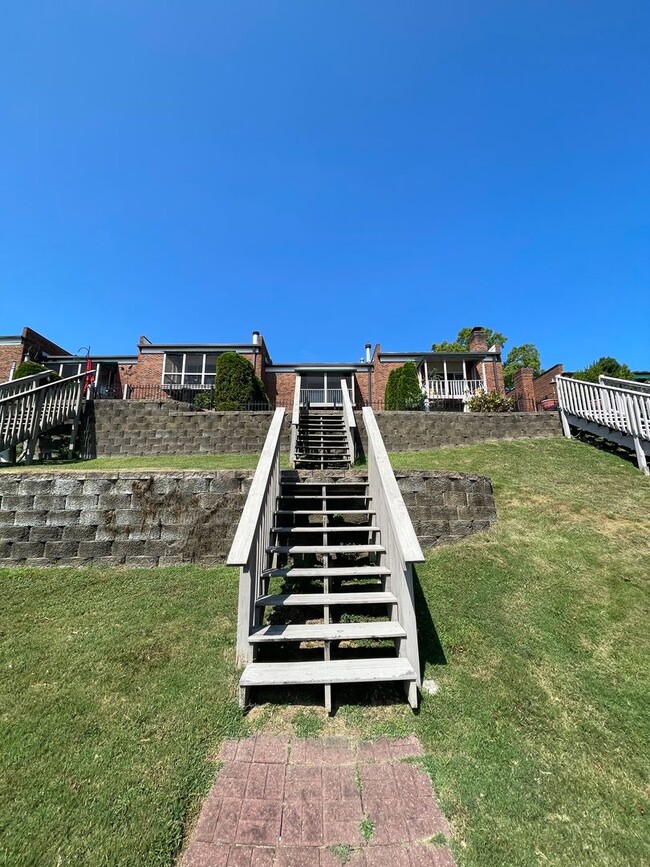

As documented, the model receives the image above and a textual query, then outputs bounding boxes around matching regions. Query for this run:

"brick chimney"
[468,327,488,353]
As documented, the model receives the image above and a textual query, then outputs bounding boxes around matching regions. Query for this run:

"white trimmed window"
[163,353,221,387]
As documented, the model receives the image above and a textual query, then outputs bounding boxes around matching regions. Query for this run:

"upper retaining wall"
[84,401,289,457]
[356,410,561,452]
[83,401,561,458]
[0,469,495,567]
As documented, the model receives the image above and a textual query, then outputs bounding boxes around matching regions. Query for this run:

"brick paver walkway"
[182,735,456,867]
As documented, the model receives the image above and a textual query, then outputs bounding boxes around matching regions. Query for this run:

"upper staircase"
[294,412,351,468]
[0,369,93,463]
[556,374,650,474]
[290,376,357,470]
[228,407,424,714]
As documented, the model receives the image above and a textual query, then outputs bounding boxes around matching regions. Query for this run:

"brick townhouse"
[1,325,518,410]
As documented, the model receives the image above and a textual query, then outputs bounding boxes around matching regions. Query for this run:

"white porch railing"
[227,408,286,663]
[556,375,650,474]
[340,379,356,464]
[300,388,343,406]
[362,407,423,708]
[599,375,650,396]
[0,369,93,462]
[426,379,484,399]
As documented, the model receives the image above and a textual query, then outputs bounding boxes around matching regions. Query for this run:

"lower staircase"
[228,408,423,714]
[294,411,351,469]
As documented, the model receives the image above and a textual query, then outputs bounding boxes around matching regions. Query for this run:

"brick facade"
[512,367,536,412]
[0,342,23,382]
[533,364,563,407]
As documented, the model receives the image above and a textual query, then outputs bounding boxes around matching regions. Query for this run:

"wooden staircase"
[0,370,93,464]
[229,408,423,714]
[294,411,351,469]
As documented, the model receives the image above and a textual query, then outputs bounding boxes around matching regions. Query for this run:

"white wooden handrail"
[289,375,301,466]
[227,408,285,566]
[0,370,52,398]
[362,407,423,699]
[227,407,285,665]
[599,375,650,395]
[340,379,356,464]
[362,407,424,563]
[556,375,650,473]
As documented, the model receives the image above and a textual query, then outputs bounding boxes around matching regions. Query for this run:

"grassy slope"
[0,438,648,866]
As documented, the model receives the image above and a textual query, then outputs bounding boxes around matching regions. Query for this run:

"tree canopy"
[502,344,542,389]
[573,357,634,383]
[432,326,507,352]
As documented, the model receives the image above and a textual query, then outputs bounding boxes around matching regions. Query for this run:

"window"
[163,352,222,387]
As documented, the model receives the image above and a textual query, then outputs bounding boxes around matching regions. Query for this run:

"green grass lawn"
[0,453,267,472]
[1,437,648,866]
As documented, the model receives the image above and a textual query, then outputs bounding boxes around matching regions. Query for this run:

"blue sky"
[1,1,648,369]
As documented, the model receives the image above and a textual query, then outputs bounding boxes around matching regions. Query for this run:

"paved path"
[182,735,456,867]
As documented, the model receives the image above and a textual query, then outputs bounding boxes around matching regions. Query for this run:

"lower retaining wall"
[0,469,496,567]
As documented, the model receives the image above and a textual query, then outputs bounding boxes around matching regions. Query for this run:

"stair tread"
[263,566,390,578]
[275,510,375,515]
[256,591,397,606]
[272,525,380,533]
[267,544,385,554]
[240,658,416,686]
[249,621,406,642]
[281,483,368,488]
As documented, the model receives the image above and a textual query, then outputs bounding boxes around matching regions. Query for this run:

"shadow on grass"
[413,565,447,673]
[572,428,641,469]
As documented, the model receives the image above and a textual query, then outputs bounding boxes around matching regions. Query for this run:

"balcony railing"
[426,379,484,399]
[300,388,344,406]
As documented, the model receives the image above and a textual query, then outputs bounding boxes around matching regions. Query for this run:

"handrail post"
[340,379,356,464]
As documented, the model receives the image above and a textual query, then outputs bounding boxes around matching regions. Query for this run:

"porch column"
[423,360,429,396]
[443,360,448,397]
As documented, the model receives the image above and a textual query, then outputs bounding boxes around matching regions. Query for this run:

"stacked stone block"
[0,469,496,567]
[85,401,291,456]
[354,410,561,453]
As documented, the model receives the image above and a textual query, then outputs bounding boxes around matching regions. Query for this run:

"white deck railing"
[0,369,93,462]
[0,370,52,399]
[599,375,650,396]
[362,407,423,707]
[227,408,286,663]
[300,388,343,406]
[426,378,484,399]
[340,379,356,464]
[556,375,650,474]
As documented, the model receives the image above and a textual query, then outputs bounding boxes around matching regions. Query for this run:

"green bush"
[192,391,214,410]
[573,356,634,383]
[12,361,53,380]
[384,362,424,410]
[467,390,515,413]
[213,353,268,410]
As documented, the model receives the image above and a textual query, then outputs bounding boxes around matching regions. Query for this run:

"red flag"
[84,358,94,395]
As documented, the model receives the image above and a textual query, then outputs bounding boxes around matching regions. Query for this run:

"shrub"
[192,391,214,410]
[12,361,52,380]
[384,362,424,410]
[467,390,515,413]
[213,352,268,410]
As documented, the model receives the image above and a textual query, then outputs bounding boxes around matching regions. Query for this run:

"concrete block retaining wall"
[0,469,496,567]
[83,402,289,457]
[357,410,562,453]
[84,401,560,458]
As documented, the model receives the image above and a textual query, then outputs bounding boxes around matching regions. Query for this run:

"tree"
[213,352,268,409]
[432,326,507,352]
[502,344,541,389]
[573,357,634,383]
[12,361,52,380]
[384,362,424,410]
